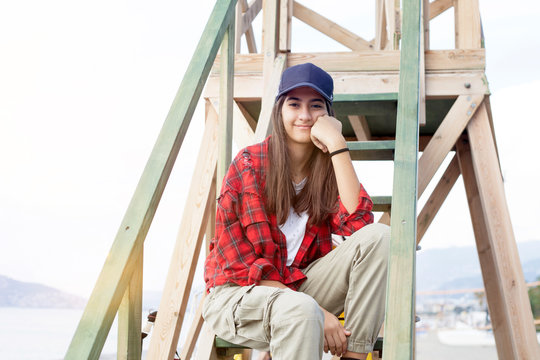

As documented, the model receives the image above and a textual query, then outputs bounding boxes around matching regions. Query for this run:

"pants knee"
[272,290,324,325]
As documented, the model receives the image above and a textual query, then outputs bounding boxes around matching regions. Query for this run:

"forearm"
[329,141,361,214]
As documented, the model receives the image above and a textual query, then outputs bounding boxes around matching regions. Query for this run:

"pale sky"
[1,0,539,298]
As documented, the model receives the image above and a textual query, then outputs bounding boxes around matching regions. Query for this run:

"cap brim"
[276,82,333,103]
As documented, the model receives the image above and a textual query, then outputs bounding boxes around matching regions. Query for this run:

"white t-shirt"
[279,178,309,266]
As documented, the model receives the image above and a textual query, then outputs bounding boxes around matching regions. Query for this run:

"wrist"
[327,139,347,154]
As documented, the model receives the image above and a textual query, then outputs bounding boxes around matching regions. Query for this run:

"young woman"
[203,63,390,360]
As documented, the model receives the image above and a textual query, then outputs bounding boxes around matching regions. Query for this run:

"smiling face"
[281,86,327,147]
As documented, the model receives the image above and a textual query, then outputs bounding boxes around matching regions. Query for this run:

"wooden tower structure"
[66,0,540,359]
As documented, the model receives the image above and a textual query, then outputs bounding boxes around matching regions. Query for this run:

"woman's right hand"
[321,307,351,356]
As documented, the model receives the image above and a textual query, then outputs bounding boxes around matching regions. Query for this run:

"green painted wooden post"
[117,251,143,360]
[65,1,237,359]
[383,0,422,359]
[218,17,235,194]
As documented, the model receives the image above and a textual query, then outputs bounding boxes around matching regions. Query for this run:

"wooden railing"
[64,1,237,359]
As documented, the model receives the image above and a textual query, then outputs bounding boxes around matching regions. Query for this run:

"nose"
[298,104,312,122]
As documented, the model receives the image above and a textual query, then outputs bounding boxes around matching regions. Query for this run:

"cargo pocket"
[232,285,277,343]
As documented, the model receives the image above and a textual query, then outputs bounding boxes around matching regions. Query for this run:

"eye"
[311,103,323,109]
[287,102,299,108]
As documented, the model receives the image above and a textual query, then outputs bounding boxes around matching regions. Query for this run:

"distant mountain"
[0,275,86,308]
[417,240,540,292]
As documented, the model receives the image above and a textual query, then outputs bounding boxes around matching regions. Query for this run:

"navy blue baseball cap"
[276,63,334,103]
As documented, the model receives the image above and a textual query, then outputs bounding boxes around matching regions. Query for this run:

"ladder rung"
[371,196,392,212]
[347,140,395,160]
[334,93,398,102]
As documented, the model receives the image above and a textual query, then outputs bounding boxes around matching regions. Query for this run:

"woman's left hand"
[310,114,346,153]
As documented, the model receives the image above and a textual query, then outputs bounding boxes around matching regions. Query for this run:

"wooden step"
[347,140,395,160]
[371,196,392,212]
[215,336,384,357]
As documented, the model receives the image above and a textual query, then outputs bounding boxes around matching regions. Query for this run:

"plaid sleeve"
[329,184,374,235]
[210,155,283,286]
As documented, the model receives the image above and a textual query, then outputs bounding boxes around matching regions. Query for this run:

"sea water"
[0,305,198,360]
[0,308,119,360]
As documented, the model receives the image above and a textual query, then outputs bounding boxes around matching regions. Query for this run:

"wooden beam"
[209,99,255,162]
[418,94,483,197]
[195,323,219,360]
[235,101,257,130]
[378,212,391,225]
[240,0,262,35]
[423,0,430,49]
[466,104,540,359]
[383,0,422,357]
[218,19,235,191]
[429,0,452,20]
[416,154,460,243]
[117,250,143,360]
[419,0,427,126]
[454,0,481,49]
[254,53,287,141]
[279,0,293,52]
[262,0,279,90]
[240,0,259,53]
[455,136,514,358]
[65,2,236,358]
[146,112,219,359]
[293,1,373,51]
[384,0,399,50]
[348,115,371,141]
[179,295,206,360]
[232,101,255,148]
[205,70,488,99]
[211,49,486,73]
[235,2,242,53]
[375,0,388,50]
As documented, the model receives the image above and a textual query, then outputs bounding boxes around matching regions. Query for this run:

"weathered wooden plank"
[240,0,262,35]
[378,212,391,225]
[429,0,452,20]
[348,115,371,141]
[205,70,488,98]
[211,98,255,149]
[218,20,235,192]
[65,1,237,358]
[196,323,220,360]
[466,104,540,359]
[418,94,483,197]
[419,0,427,125]
[384,0,399,50]
[372,196,392,212]
[455,136,514,358]
[117,251,143,360]
[179,295,206,360]
[335,93,398,102]
[279,0,293,52]
[375,0,388,50]
[454,0,481,49]
[146,111,219,359]
[416,155,460,243]
[347,140,395,161]
[211,49,485,74]
[293,1,372,51]
[383,0,422,358]
[254,53,287,141]
[240,0,258,53]
[262,0,278,90]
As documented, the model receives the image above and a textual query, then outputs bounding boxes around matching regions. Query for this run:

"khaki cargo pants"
[203,223,390,360]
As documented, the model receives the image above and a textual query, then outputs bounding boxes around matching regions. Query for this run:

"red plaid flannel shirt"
[204,137,374,292]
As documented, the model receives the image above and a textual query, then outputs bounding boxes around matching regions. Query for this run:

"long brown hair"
[265,96,339,225]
